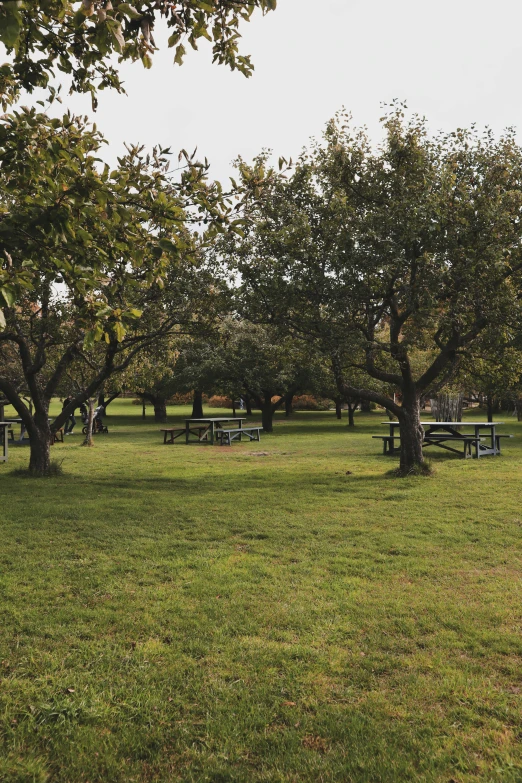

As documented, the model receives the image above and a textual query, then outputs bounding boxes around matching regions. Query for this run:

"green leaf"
[0,286,15,307]
[0,308,5,330]
[0,2,22,51]
[114,321,126,342]
[158,238,178,253]
[174,43,186,66]
[116,3,142,20]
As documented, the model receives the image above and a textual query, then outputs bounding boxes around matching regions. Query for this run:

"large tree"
[0,108,227,473]
[0,0,276,109]
[231,109,522,474]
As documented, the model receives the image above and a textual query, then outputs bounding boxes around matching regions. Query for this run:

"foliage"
[0,0,277,109]
[0,108,227,470]
[207,394,232,407]
[231,107,522,468]
[292,394,331,411]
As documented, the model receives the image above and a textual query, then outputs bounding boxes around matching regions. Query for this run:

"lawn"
[0,401,521,782]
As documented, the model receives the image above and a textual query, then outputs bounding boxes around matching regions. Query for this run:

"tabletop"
[381,421,504,427]
[185,418,246,423]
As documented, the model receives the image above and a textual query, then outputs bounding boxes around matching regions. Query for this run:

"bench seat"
[495,433,514,454]
[373,433,481,458]
[216,427,262,446]
[161,426,210,444]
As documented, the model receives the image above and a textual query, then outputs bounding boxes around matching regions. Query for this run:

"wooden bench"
[51,428,64,444]
[161,426,210,444]
[216,427,262,446]
[372,435,398,455]
[161,427,186,444]
[495,433,514,453]
[422,435,481,458]
[373,434,481,458]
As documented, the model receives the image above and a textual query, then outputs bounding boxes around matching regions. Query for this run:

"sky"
[23,0,522,185]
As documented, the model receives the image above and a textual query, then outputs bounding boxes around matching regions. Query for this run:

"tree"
[0,108,227,473]
[217,319,316,432]
[457,326,522,422]
[131,337,179,422]
[231,108,522,474]
[0,0,277,109]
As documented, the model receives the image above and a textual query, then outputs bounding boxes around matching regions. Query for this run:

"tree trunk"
[360,399,372,413]
[398,395,426,475]
[284,392,294,417]
[335,397,342,420]
[487,395,494,423]
[154,398,167,423]
[192,390,204,419]
[232,398,236,417]
[142,399,146,419]
[245,396,252,416]
[261,398,274,432]
[28,419,52,475]
[347,403,355,427]
[83,399,95,446]
[99,392,119,415]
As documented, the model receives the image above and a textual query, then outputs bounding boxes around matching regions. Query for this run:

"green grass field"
[1,400,521,782]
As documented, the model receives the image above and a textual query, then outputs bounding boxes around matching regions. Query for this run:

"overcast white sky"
[34,0,522,184]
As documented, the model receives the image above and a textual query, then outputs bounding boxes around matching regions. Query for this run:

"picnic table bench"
[161,426,209,444]
[215,427,261,446]
[372,433,481,458]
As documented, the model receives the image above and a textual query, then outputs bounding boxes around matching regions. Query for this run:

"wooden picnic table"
[2,418,26,442]
[184,417,246,445]
[380,421,507,458]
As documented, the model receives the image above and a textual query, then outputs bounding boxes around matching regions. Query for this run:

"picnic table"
[185,418,245,445]
[1,418,64,445]
[2,418,27,442]
[160,417,262,445]
[376,421,511,458]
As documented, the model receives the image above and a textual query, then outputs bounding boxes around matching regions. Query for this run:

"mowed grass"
[0,400,521,783]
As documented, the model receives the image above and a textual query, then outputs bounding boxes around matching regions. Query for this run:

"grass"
[0,400,521,782]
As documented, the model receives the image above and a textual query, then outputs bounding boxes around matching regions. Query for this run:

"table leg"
[491,426,497,454]
[1,426,7,462]
[211,422,215,445]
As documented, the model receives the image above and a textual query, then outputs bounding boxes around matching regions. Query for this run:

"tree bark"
[284,392,294,417]
[398,394,426,474]
[98,392,119,414]
[335,397,342,420]
[192,390,204,419]
[153,398,167,423]
[245,395,252,416]
[360,399,372,413]
[487,395,494,423]
[83,399,95,447]
[232,397,236,417]
[28,418,52,476]
[347,402,356,427]
[261,397,274,432]
[142,399,146,419]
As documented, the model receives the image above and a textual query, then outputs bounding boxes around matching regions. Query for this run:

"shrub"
[208,395,233,408]
[292,395,331,411]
